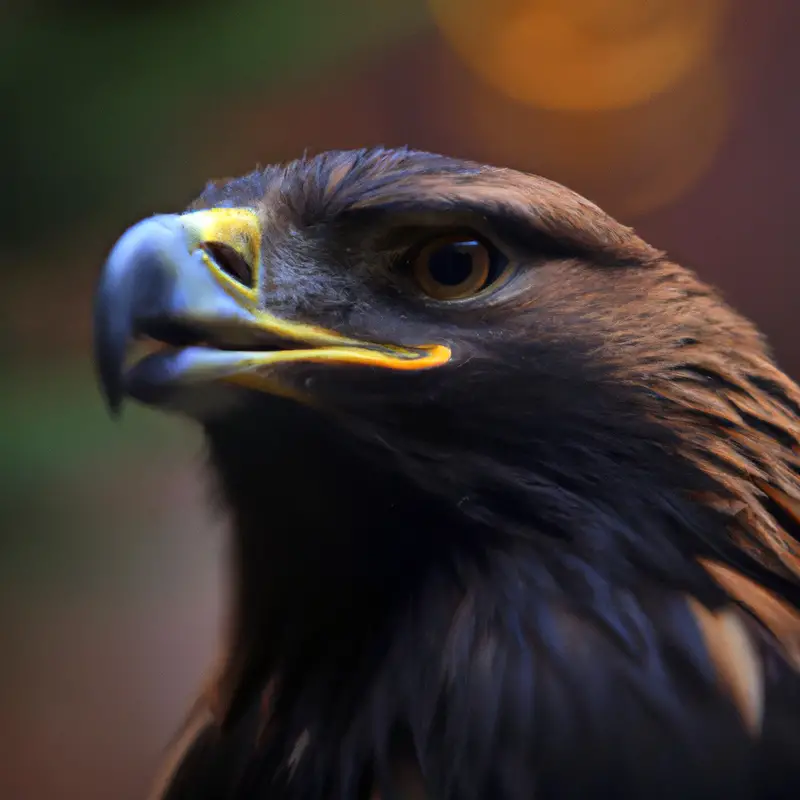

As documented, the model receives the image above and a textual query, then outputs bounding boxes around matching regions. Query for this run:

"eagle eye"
[410,234,508,301]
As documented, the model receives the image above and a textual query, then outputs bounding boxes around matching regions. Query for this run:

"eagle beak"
[93,209,451,415]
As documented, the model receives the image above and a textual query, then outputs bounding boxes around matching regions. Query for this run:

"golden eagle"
[94,148,800,800]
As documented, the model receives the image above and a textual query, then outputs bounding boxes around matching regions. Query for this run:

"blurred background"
[1,0,798,797]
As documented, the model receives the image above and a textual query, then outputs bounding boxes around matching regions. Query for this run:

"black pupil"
[428,241,479,286]
[202,241,253,288]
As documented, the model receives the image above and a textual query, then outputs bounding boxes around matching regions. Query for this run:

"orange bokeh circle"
[429,0,730,111]
[424,42,732,219]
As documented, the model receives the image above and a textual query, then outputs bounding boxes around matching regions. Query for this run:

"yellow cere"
[180,207,263,310]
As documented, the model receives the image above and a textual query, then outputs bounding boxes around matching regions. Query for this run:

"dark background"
[1,1,798,797]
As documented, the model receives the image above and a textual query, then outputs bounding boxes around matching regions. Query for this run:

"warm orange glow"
[429,0,730,111]
[432,45,732,218]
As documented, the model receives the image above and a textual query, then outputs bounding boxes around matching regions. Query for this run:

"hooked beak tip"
[93,332,126,417]
[93,214,190,417]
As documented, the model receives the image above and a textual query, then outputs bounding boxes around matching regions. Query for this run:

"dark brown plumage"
[93,148,800,800]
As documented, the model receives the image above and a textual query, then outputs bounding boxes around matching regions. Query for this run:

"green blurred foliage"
[0,358,197,585]
[2,0,429,255]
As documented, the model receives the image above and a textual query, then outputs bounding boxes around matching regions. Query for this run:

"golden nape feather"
[93,147,800,799]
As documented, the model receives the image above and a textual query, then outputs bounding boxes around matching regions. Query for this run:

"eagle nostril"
[201,241,254,288]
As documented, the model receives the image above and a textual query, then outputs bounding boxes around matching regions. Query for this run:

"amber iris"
[412,236,505,300]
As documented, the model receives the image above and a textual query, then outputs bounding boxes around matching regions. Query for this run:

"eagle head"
[93,148,800,797]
